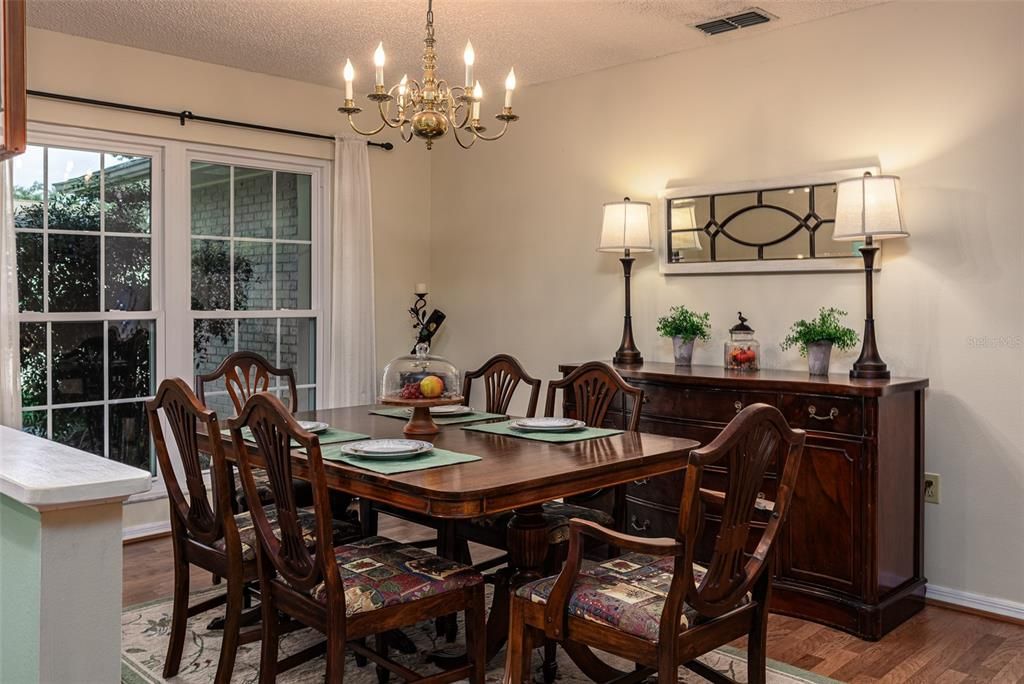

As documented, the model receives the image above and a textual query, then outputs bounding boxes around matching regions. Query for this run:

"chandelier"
[338,0,519,150]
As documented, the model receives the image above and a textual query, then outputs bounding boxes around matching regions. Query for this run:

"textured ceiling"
[29,1,884,91]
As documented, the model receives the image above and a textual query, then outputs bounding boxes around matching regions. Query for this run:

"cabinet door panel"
[778,440,861,593]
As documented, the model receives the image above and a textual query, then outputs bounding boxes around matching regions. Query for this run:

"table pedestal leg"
[485,504,548,662]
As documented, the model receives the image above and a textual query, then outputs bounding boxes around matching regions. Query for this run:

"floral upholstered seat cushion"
[470,501,615,544]
[516,553,748,642]
[211,505,362,563]
[311,536,483,616]
[233,469,276,507]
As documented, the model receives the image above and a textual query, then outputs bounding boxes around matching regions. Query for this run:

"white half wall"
[429,1,1024,608]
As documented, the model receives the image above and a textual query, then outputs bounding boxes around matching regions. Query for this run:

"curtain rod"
[27,90,395,150]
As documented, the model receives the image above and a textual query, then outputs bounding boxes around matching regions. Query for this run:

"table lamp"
[833,172,909,379]
[598,197,653,365]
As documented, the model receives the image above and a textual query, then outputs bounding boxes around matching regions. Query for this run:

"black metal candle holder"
[409,292,446,353]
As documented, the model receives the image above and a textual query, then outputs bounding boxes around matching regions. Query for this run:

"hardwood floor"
[123,516,1024,683]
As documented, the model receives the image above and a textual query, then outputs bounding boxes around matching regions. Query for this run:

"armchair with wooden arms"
[505,403,805,684]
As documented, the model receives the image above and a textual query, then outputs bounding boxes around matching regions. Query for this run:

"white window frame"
[16,125,166,489]
[173,145,330,417]
[21,124,333,502]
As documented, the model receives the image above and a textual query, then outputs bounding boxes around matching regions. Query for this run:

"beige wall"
[25,28,431,531]
[430,1,1024,606]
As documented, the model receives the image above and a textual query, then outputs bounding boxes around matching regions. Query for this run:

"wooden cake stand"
[379,396,465,436]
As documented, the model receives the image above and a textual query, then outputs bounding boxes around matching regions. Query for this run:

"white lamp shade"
[598,200,654,253]
[833,174,909,241]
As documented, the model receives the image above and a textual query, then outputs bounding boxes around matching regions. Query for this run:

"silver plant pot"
[807,340,834,376]
[672,337,696,366]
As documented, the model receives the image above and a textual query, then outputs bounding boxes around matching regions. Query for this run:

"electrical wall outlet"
[924,472,941,504]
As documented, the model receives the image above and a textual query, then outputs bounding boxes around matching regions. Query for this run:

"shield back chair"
[197,350,356,528]
[228,392,487,684]
[505,403,806,684]
[145,378,263,684]
[148,378,363,684]
[196,350,302,510]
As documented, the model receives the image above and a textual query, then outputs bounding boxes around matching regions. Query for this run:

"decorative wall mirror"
[0,0,26,161]
[658,166,879,274]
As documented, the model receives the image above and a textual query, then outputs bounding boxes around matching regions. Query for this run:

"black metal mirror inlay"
[666,182,860,264]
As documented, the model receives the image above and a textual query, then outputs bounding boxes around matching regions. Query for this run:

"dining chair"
[195,350,342,519]
[146,377,257,684]
[228,392,487,684]
[462,353,543,417]
[148,378,363,684]
[505,403,806,684]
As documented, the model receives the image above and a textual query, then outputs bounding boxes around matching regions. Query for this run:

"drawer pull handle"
[632,479,649,486]
[734,401,743,414]
[808,405,839,421]
[629,516,651,532]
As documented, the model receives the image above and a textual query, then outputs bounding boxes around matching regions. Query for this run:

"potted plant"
[657,306,711,366]
[781,307,859,376]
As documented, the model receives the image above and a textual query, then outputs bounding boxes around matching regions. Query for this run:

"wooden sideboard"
[559,362,928,640]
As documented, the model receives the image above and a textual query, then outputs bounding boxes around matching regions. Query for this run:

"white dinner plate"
[509,417,586,432]
[298,421,329,433]
[339,439,434,461]
[402,405,474,417]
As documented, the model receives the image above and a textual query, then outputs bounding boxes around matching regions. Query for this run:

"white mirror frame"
[658,165,880,275]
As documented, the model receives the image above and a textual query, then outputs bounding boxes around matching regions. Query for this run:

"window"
[13,127,328,483]
[189,160,318,420]
[14,143,158,471]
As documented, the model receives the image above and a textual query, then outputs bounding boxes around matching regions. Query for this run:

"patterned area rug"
[121,589,840,683]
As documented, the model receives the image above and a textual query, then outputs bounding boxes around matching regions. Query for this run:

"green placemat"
[369,406,507,425]
[462,420,624,443]
[317,445,481,474]
[222,426,369,446]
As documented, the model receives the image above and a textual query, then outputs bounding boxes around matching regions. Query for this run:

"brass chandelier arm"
[345,113,388,137]
[467,118,511,142]
[450,123,478,150]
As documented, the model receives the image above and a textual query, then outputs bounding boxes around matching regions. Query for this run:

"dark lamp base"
[613,350,644,366]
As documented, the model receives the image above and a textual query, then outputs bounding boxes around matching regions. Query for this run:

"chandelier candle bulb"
[374,42,385,87]
[464,41,475,87]
[472,81,482,120]
[504,68,516,108]
[343,59,354,101]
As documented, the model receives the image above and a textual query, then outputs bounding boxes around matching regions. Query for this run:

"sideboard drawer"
[624,499,678,539]
[633,382,777,425]
[779,394,863,435]
[626,469,685,506]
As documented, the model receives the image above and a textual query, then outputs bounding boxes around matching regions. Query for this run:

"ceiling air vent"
[694,8,773,36]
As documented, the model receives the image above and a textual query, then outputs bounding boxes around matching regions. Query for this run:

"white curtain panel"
[0,159,21,428]
[329,138,377,407]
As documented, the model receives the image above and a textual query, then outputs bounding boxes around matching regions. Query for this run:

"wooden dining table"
[201,404,700,663]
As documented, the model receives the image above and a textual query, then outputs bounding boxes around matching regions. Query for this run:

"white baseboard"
[122,520,171,542]
[927,584,1024,622]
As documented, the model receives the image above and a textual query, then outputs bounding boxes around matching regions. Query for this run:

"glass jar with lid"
[724,312,760,371]
[380,343,463,435]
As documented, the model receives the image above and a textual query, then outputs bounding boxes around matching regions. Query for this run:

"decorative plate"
[298,421,329,433]
[339,439,434,461]
[509,417,586,432]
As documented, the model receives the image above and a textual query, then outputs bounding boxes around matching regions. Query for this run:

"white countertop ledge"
[0,426,152,510]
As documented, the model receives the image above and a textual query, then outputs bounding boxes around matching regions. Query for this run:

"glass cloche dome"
[380,344,462,402]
